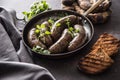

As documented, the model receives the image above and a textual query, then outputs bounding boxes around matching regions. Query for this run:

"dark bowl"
[22,10,94,59]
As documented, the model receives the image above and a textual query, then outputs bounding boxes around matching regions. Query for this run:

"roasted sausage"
[49,29,73,54]
[51,15,77,42]
[77,0,111,12]
[93,0,111,12]
[87,10,111,24]
[73,2,85,14]
[62,5,75,11]
[78,0,92,10]
[39,21,53,47]
[28,28,47,49]
[68,24,86,51]
[40,21,50,32]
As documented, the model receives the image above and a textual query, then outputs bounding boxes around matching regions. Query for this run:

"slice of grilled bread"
[92,33,120,56]
[78,47,114,74]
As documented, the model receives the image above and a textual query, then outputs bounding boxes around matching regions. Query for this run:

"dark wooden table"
[1,0,120,80]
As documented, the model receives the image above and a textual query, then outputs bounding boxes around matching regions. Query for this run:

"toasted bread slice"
[78,47,114,74]
[92,33,120,56]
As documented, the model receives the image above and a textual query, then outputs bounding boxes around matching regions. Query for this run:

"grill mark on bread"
[79,49,114,69]
[79,65,103,74]
[82,56,113,65]
[78,45,114,74]
[92,33,120,56]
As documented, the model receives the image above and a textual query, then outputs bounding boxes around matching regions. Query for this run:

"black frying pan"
[22,0,104,59]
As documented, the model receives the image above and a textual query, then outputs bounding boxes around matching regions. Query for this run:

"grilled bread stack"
[78,33,120,74]
[61,0,112,24]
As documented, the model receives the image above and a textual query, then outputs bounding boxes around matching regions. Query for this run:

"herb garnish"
[48,18,54,25]
[65,18,81,37]
[56,23,61,27]
[35,29,40,34]
[32,45,50,55]
[45,31,51,35]
[23,0,50,21]
[35,24,51,38]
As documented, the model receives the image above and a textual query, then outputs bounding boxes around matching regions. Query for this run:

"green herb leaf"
[56,23,61,27]
[22,11,28,15]
[75,29,80,33]
[69,27,74,32]
[32,45,51,55]
[35,29,40,34]
[66,18,70,28]
[22,0,50,21]
[48,18,54,24]
[36,25,41,29]
[40,24,45,28]
[45,31,51,35]
[68,30,74,38]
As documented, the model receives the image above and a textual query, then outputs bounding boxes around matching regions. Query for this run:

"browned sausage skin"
[39,21,53,47]
[78,0,92,10]
[51,15,77,42]
[28,28,47,49]
[68,24,86,51]
[49,29,73,54]
[40,21,50,31]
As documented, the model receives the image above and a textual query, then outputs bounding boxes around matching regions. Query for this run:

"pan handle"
[83,0,105,16]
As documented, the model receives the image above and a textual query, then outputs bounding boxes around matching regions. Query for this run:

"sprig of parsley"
[23,0,51,21]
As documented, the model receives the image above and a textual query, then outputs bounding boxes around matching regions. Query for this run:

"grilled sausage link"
[49,29,73,54]
[28,28,47,49]
[87,10,111,24]
[78,0,92,11]
[39,21,53,47]
[77,0,111,12]
[68,24,86,51]
[51,15,77,42]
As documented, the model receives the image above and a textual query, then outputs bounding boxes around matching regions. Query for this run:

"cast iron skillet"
[22,10,94,59]
[23,0,104,59]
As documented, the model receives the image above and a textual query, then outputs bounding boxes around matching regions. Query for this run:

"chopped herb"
[69,27,74,32]
[48,18,54,24]
[68,30,74,38]
[66,18,70,28]
[75,29,80,33]
[32,45,50,55]
[36,25,41,29]
[56,23,61,27]
[35,29,40,34]
[40,24,45,28]
[45,31,51,35]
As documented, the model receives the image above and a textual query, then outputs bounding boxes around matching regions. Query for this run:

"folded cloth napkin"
[0,7,55,80]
